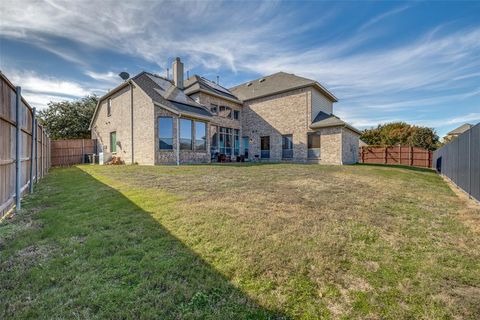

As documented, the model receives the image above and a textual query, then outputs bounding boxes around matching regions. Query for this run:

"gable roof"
[310,111,361,135]
[89,72,212,129]
[184,75,242,103]
[447,123,473,136]
[229,72,338,102]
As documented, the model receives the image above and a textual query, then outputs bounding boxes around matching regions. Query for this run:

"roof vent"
[246,82,252,86]
[259,78,265,82]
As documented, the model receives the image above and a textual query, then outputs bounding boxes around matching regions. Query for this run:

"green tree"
[361,122,439,150]
[38,95,98,139]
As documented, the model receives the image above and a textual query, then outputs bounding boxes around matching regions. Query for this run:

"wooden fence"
[51,139,97,166]
[359,146,432,168]
[1,72,50,217]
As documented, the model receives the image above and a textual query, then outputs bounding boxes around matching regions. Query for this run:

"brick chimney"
[172,57,184,89]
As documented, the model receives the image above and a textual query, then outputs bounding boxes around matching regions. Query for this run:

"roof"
[132,72,212,118]
[229,72,338,102]
[184,75,241,103]
[310,111,361,135]
[447,123,473,136]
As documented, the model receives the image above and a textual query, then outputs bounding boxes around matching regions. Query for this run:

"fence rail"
[359,146,432,168]
[433,123,480,202]
[51,139,97,166]
[1,72,50,218]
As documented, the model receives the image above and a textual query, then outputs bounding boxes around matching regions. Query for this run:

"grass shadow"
[0,167,287,319]
[355,163,435,173]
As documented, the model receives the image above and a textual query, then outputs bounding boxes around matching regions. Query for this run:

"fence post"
[15,86,22,210]
[35,119,38,183]
[410,146,413,166]
[29,107,36,193]
[384,147,387,164]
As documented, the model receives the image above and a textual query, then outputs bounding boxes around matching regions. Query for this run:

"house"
[89,58,360,165]
[443,123,473,142]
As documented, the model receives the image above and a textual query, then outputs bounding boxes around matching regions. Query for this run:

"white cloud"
[85,71,119,83]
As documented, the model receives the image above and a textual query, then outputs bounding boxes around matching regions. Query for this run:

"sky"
[1,0,479,137]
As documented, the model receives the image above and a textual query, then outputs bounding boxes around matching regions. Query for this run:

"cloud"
[358,5,411,31]
[85,71,119,83]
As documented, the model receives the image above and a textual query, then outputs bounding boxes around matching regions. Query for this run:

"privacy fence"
[359,146,432,168]
[51,139,97,166]
[1,72,51,217]
[433,123,480,202]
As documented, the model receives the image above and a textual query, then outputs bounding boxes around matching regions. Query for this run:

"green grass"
[1,163,479,319]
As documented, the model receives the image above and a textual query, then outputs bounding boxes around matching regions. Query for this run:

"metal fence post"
[15,86,22,210]
[29,107,36,193]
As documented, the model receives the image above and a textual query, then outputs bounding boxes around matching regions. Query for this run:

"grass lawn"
[1,163,479,319]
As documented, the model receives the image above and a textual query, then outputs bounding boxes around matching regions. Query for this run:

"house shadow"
[13,167,288,319]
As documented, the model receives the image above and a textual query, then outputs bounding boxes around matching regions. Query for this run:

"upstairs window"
[219,106,232,119]
[107,98,112,116]
[233,110,240,120]
[158,117,173,150]
[210,104,218,114]
[180,119,193,150]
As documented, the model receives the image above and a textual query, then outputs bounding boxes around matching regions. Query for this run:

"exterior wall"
[310,88,333,121]
[241,88,311,161]
[317,127,342,164]
[91,86,134,164]
[154,105,211,165]
[341,128,360,164]
[132,85,156,165]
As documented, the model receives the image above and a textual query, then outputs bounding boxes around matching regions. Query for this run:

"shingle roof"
[229,72,337,102]
[310,111,361,134]
[184,75,241,103]
[132,72,212,119]
[447,123,473,135]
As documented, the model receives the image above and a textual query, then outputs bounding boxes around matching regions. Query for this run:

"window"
[260,136,270,159]
[234,129,240,156]
[158,117,173,150]
[308,132,321,158]
[195,121,207,151]
[282,134,293,159]
[242,137,249,158]
[234,110,240,120]
[219,106,232,118]
[107,98,112,116]
[180,119,193,150]
[211,125,218,155]
[219,127,232,155]
[210,104,218,114]
[110,131,117,153]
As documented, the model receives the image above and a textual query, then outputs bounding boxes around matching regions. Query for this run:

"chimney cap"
[175,57,181,61]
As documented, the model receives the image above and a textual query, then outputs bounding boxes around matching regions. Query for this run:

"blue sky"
[1,0,479,137]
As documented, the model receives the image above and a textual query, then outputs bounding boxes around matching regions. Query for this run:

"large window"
[195,121,207,151]
[180,119,193,150]
[260,136,270,159]
[282,134,293,159]
[110,131,117,153]
[158,117,173,150]
[219,127,232,155]
[211,125,218,154]
[308,132,321,158]
[234,129,240,156]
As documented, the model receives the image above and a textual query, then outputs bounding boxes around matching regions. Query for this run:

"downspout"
[130,81,134,164]
[176,115,181,165]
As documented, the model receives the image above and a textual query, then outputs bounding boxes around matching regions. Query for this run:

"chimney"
[172,57,184,89]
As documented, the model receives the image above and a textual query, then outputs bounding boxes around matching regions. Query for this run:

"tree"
[38,95,98,139]
[361,122,440,150]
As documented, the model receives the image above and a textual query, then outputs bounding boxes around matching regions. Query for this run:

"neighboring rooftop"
[229,72,338,102]
[446,123,473,136]
[184,75,241,103]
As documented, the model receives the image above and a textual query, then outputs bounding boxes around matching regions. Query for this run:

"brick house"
[90,58,360,165]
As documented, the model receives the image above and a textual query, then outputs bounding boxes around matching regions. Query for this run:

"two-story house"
[89,58,360,165]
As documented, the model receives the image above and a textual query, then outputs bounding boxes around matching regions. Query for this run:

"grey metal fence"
[433,123,480,202]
